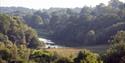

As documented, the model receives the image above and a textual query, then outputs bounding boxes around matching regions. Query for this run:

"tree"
[104,31,125,63]
[0,14,44,49]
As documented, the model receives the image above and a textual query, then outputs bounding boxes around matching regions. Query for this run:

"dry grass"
[45,45,108,58]
[46,48,83,58]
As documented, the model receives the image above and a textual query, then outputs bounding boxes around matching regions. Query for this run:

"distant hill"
[0,7,36,16]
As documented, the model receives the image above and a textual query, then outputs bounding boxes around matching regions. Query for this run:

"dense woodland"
[0,0,125,63]
[1,0,125,47]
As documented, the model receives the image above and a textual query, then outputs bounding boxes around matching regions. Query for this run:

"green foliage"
[74,50,103,63]
[30,50,56,63]
[0,14,44,48]
[0,33,8,42]
[104,31,125,63]
[0,14,10,34]
[0,42,31,63]
[54,57,72,63]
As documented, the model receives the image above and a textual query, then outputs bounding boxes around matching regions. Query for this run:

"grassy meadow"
[45,45,108,58]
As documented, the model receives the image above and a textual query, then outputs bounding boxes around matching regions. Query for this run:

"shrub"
[74,50,103,63]
[30,50,55,63]
[54,57,72,63]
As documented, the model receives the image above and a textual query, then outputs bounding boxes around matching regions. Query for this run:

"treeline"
[1,0,125,46]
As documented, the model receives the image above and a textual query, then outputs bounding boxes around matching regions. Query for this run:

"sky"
[0,0,125,9]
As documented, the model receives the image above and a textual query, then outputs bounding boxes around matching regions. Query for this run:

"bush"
[30,50,55,63]
[74,50,103,63]
[54,57,72,63]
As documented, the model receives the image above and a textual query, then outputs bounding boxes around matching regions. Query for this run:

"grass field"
[45,45,109,58]
[46,48,83,58]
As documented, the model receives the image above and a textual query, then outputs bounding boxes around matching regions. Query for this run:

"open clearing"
[45,45,109,57]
